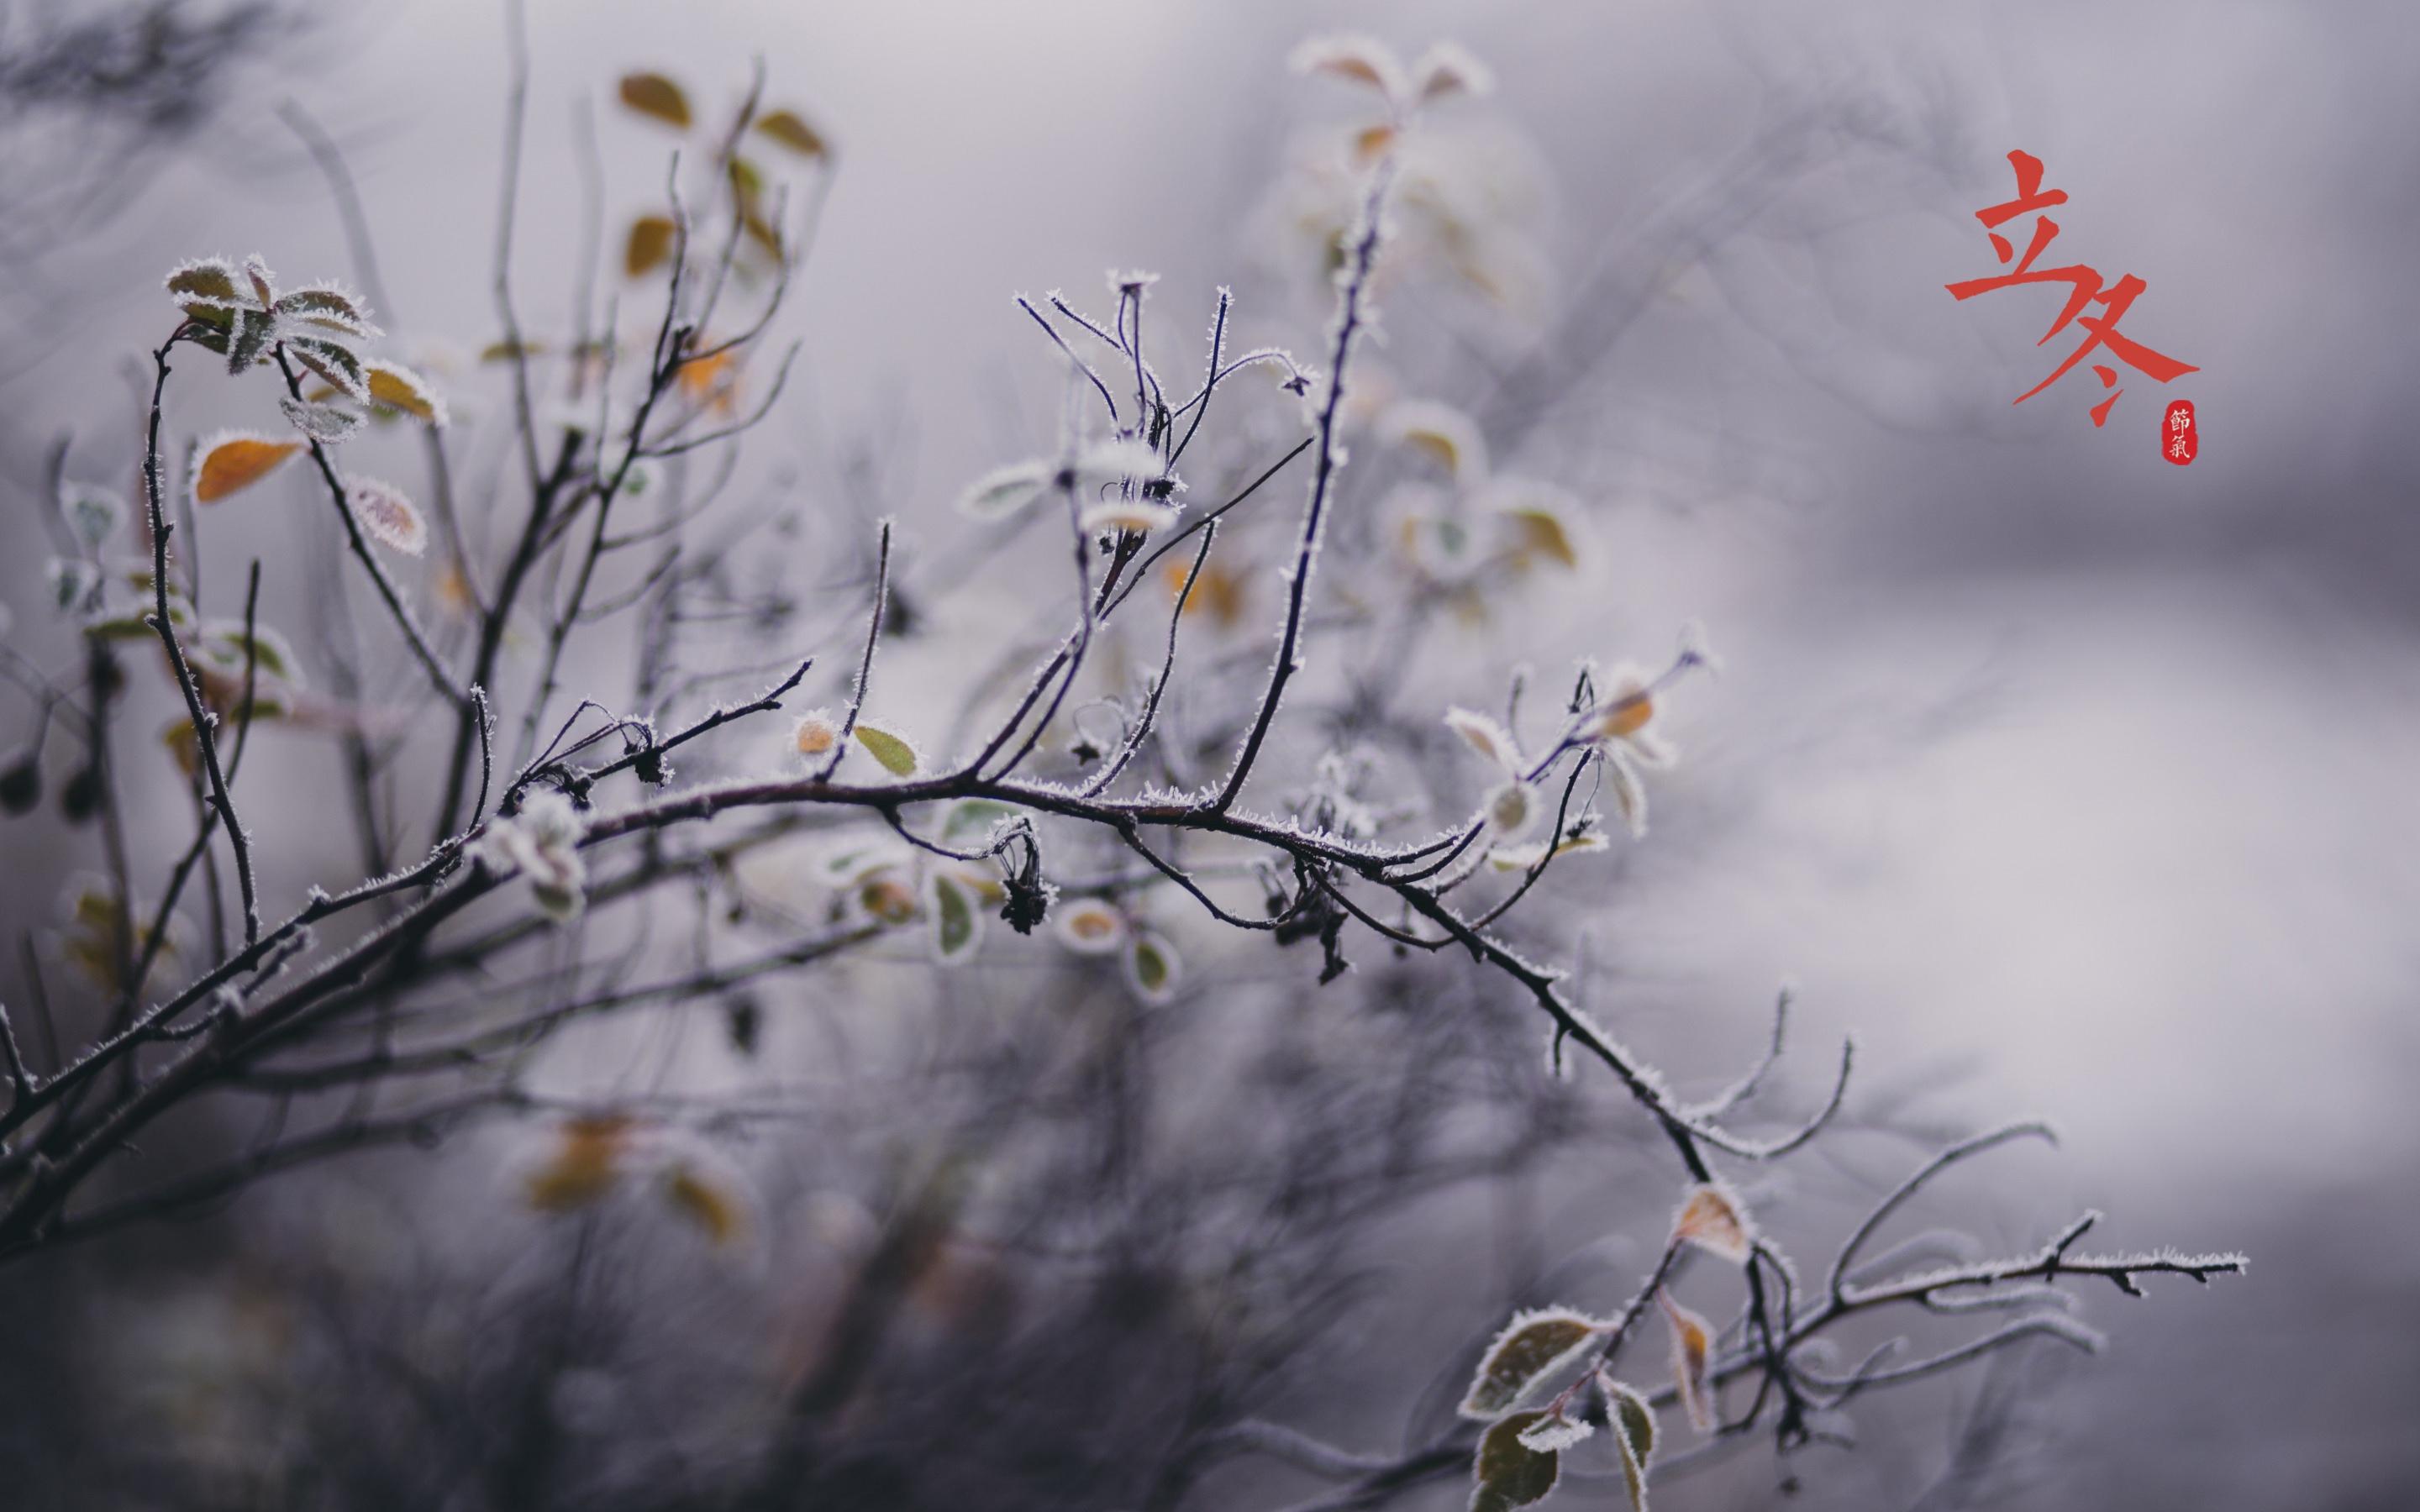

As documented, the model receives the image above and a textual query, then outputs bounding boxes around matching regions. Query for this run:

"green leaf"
[930,871,981,963]
[288,337,370,403]
[618,71,692,129]
[1470,1411,1560,1512]
[1460,1309,1600,1420]
[851,722,920,777]
[279,395,365,444]
[755,108,828,158]
[940,798,1021,843]
[198,622,300,682]
[1605,1380,1655,1511]
[1125,930,1181,1005]
[227,307,276,372]
[274,285,381,340]
[166,257,241,305]
[57,481,124,549]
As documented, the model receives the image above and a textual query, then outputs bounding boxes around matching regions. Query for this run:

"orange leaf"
[193,433,302,504]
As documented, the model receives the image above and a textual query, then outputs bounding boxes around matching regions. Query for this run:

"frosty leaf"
[1470,1411,1560,1512]
[1386,400,1487,483]
[1444,706,1522,773]
[57,481,124,549]
[1460,1307,1600,1420]
[192,433,302,504]
[345,475,429,556]
[1661,1290,1716,1434]
[166,257,242,307]
[958,459,1052,520]
[625,213,677,277]
[1608,1379,1658,1466]
[1673,1182,1755,1265]
[1076,437,1170,488]
[274,284,381,340]
[851,721,921,776]
[1494,494,1580,569]
[1517,1415,1592,1453]
[618,71,692,129]
[1486,780,1539,841]
[1488,831,1608,870]
[1124,929,1181,1005]
[856,870,921,926]
[241,254,277,308]
[1290,34,1409,105]
[940,797,1022,843]
[1054,898,1126,956]
[365,360,449,426]
[279,396,364,444]
[930,870,982,963]
[1081,500,1181,536]
[792,708,841,761]
[288,336,371,403]
[1605,751,1649,838]
[1604,1379,1656,1511]
[198,621,300,682]
[1353,123,1397,164]
[1413,42,1495,102]
[755,107,829,157]
[47,559,103,613]
[227,307,277,372]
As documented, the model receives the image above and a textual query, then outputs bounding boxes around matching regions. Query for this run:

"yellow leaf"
[617,71,691,129]
[1353,123,1397,164]
[624,214,676,278]
[1672,1182,1754,1265]
[1660,1289,1717,1434]
[755,108,829,158]
[365,360,446,426]
[524,1115,634,1212]
[662,1161,752,1247]
[193,433,302,504]
[1504,506,1577,569]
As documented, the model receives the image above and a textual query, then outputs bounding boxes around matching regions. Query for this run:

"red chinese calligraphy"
[2163,399,2196,465]
[1946,150,2198,429]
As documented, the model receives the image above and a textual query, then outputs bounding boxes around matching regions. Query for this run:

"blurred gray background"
[3,0,2416,1506]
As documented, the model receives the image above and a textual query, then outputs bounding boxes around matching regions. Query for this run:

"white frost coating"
[1457,1305,1604,1420]
[1516,1415,1593,1453]
[1080,499,1180,537]
[1444,706,1522,773]
[1288,34,1412,108]
[1411,41,1495,102]
[1382,398,1488,484]
[957,459,1052,521]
